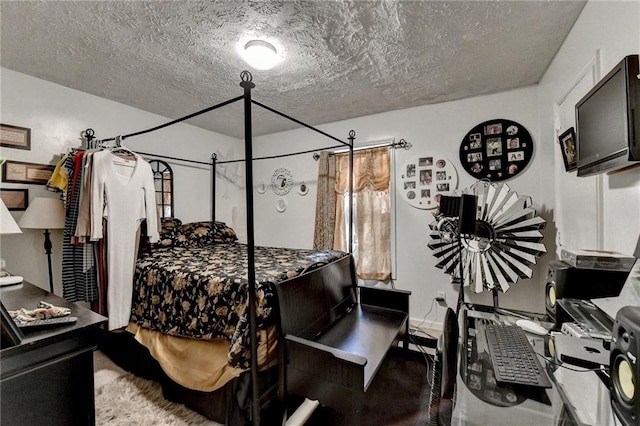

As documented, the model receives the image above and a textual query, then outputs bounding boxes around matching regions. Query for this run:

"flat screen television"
[575,54,640,177]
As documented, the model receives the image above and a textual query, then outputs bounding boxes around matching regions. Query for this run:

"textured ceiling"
[1,1,587,139]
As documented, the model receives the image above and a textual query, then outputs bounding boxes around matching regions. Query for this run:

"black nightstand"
[0,281,107,426]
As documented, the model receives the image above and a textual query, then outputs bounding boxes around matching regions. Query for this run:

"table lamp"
[18,197,66,293]
[0,198,23,286]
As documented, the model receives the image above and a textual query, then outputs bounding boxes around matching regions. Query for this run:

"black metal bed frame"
[83,71,354,425]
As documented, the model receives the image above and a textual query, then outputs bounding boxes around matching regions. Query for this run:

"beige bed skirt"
[126,322,278,392]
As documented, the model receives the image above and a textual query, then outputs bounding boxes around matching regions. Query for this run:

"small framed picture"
[558,127,577,171]
[0,124,31,150]
[2,160,55,185]
[484,123,503,135]
[0,188,28,210]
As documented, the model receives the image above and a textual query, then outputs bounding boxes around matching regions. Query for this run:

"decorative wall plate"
[257,181,267,194]
[276,199,287,213]
[298,182,309,196]
[459,119,533,181]
[397,155,458,210]
[428,181,546,294]
[271,168,294,196]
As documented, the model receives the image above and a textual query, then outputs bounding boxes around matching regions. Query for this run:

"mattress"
[130,242,348,369]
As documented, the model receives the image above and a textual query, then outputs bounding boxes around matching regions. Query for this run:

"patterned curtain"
[313,151,336,250]
[334,147,391,280]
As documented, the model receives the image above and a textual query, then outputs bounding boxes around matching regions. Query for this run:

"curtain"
[334,147,391,280]
[313,151,336,250]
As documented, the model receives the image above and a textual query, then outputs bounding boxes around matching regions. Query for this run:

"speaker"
[611,306,640,426]
[543,333,560,375]
[545,260,629,320]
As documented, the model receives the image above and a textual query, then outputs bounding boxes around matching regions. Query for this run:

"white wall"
[252,85,549,326]
[0,69,243,295]
[538,0,640,256]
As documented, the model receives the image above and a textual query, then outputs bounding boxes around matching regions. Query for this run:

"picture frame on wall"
[2,160,55,185]
[558,127,577,171]
[459,119,534,181]
[0,188,28,211]
[0,124,31,150]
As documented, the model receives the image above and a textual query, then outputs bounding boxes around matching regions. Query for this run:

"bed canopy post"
[348,130,355,255]
[239,70,261,426]
[211,153,217,223]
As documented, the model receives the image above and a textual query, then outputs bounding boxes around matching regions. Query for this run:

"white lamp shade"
[243,40,279,70]
[18,197,66,230]
[0,199,22,234]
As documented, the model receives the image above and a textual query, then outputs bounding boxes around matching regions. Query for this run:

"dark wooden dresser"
[0,281,106,426]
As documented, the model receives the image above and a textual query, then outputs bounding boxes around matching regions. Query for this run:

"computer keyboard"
[485,323,552,388]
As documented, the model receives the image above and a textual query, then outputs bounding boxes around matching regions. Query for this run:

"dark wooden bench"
[274,255,411,423]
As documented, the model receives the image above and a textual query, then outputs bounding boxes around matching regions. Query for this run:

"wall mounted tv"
[575,54,639,177]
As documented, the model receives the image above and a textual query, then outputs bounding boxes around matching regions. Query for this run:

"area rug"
[95,373,222,426]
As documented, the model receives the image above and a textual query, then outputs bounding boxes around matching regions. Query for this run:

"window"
[148,160,174,218]
[334,147,391,281]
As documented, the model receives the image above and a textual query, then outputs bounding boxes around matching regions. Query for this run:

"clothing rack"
[83,70,354,426]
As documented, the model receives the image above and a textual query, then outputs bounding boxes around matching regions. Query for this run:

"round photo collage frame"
[397,155,458,210]
[459,119,533,181]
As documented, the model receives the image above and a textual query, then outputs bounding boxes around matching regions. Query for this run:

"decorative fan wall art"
[428,181,546,294]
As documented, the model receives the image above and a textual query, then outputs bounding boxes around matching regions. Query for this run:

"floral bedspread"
[130,242,348,369]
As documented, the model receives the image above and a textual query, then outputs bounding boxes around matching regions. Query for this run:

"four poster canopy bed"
[91,72,410,425]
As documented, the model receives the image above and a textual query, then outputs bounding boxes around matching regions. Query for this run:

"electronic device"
[458,194,478,235]
[515,319,548,336]
[593,256,640,323]
[610,305,640,426]
[560,321,591,339]
[560,247,635,271]
[437,194,478,234]
[484,323,552,388]
[545,260,629,322]
[15,316,77,330]
[575,54,640,177]
[554,334,610,369]
[0,301,24,347]
[557,299,614,342]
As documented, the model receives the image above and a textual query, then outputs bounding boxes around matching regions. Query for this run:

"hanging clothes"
[61,150,99,302]
[90,150,159,330]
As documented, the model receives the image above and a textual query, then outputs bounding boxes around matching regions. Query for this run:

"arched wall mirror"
[149,159,174,218]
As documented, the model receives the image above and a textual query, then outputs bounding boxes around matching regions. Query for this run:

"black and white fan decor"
[428,181,546,294]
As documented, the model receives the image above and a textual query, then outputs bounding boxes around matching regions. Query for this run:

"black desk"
[452,308,621,425]
[0,281,107,426]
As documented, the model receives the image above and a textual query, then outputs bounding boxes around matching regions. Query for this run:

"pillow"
[180,221,238,246]
[180,221,215,246]
[155,217,183,248]
[212,221,238,243]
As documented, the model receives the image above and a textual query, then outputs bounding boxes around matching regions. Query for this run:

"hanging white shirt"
[90,150,159,330]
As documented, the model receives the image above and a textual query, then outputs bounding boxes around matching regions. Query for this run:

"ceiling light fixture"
[243,40,279,70]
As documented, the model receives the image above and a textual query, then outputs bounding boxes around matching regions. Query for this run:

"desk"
[452,308,621,426]
[0,281,106,426]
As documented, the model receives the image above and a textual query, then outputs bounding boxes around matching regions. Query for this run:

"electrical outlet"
[436,291,446,303]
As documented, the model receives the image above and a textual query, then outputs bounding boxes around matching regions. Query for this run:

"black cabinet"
[1,282,106,426]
